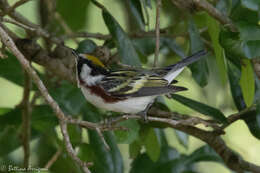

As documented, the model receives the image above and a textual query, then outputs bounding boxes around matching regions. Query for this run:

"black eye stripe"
[77,57,108,76]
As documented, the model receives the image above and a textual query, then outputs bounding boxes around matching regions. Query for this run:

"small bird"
[74,50,207,121]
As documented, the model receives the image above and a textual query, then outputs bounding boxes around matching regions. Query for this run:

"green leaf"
[206,15,227,84]
[133,37,185,58]
[67,124,82,145]
[0,108,21,130]
[220,29,246,60]
[242,107,260,139]
[0,52,24,86]
[188,18,209,87]
[130,154,157,173]
[228,61,260,139]
[243,40,260,58]
[130,146,180,173]
[187,145,222,164]
[171,94,227,123]
[31,105,58,132]
[152,145,222,173]
[56,0,89,31]
[0,107,11,115]
[239,59,255,107]
[141,127,161,162]
[241,0,260,11]
[76,39,97,54]
[114,119,140,144]
[174,130,189,148]
[127,0,145,30]
[161,38,186,58]
[50,81,86,115]
[230,2,259,24]
[0,126,20,156]
[129,140,142,159]
[102,9,141,66]
[78,143,95,162]
[227,61,246,110]
[238,22,260,41]
[83,107,124,173]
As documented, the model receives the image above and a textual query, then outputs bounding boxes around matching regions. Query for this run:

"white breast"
[80,87,156,114]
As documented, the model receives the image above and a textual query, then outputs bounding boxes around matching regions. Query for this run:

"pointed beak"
[72,49,79,60]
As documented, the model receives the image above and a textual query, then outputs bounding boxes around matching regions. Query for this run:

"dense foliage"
[0,0,260,173]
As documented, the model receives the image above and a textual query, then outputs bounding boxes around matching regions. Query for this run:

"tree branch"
[20,71,31,168]
[170,0,237,32]
[0,24,91,173]
[44,148,62,169]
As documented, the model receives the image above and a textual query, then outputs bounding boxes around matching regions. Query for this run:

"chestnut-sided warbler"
[74,50,207,120]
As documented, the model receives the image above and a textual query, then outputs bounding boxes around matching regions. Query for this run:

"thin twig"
[0,0,62,44]
[21,71,32,168]
[0,0,30,16]
[153,0,161,67]
[220,106,256,129]
[96,128,110,150]
[170,0,237,32]
[1,17,36,31]
[44,148,62,169]
[60,121,93,172]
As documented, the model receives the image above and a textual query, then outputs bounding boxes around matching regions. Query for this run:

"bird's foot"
[137,103,153,123]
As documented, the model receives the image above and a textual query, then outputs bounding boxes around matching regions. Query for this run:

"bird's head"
[72,50,108,86]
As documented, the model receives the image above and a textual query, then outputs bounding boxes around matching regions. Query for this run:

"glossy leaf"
[114,119,140,144]
[0,52,24,87]
[102,10,141,66]
[67,124,82,145]
[188,18,209,87]
[227,61,246,110]
[219,29,246,60]
[175,130,189,148]
[238,22,260,41]
[132,37,185,58]
[141,127,161,162]
[83,107,124,173]
[206,15,227,84]
[0,108,21,130]
[127,0,145,30]
[0,108,11,115]
[0,126,20,156]
[171,94,227,123]
[56,0,89,31]
[187,145,222,163]
[31,105,58,132]
[129,140,142,159]
[76,39,97,54]
[228,61,260,139]
[162,38,186,58]
[50,81,86,115]
[241,0,260,11]
[239,59,255,107]
[242,108,260,139]
[243,40,260,58]
[130,146,180,173]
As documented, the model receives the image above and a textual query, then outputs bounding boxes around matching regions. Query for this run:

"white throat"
[80,64,104,86]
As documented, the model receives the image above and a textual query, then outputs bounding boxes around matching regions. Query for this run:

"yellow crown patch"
[84,54,105,67]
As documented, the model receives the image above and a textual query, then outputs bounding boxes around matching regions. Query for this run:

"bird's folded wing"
[100,71,187,97]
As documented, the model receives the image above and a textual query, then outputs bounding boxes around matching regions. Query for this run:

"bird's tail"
[163,50,207,82]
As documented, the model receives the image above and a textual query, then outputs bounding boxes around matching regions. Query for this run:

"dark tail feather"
[165,50,207,71]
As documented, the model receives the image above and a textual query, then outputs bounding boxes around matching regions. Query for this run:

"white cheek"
[80,64,104,86]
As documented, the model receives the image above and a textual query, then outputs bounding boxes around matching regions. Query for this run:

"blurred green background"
[1,0,260,173]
